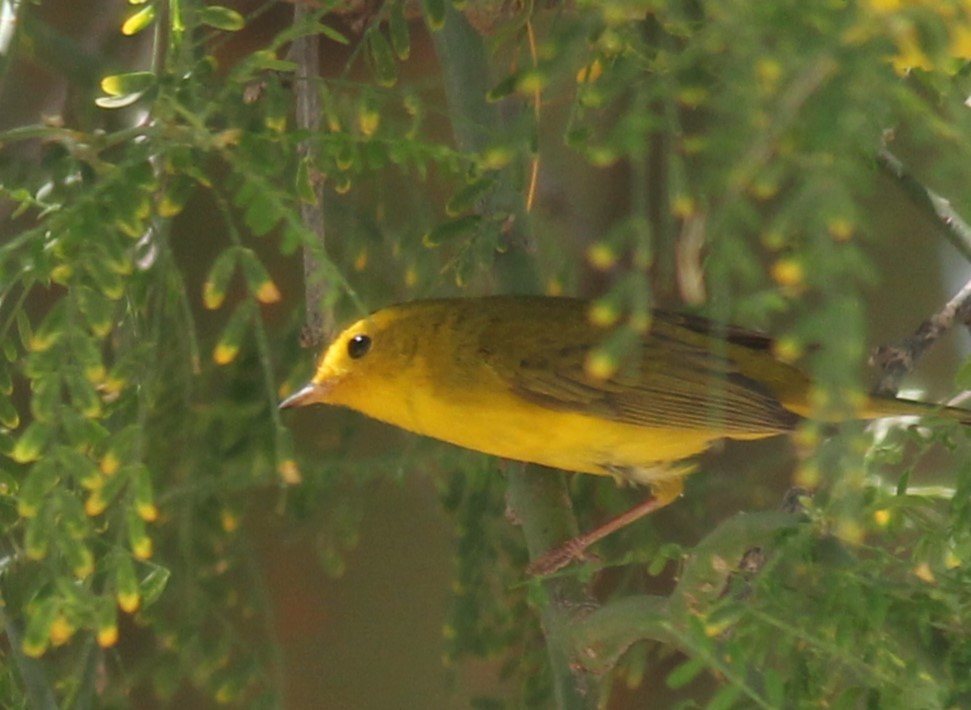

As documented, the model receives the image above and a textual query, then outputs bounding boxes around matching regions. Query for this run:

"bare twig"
[870,275,971,396]
[876,147,971,263]
[290,6,329,346]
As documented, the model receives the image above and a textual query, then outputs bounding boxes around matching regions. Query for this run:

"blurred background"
[3,1,971,708]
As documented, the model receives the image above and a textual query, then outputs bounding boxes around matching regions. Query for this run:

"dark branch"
[870,275,971,396]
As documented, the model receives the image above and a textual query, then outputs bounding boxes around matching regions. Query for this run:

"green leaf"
[247,51,297,73]
[0,395,19,429]
[87,465,129,517]
[706,682,742,710]
[57,535,94,579]
[58,446,101,490]
[61,410,109,450]
[127,507,152,559]
[666,656,706,689]
[95,596,118,644]
[115,554,140,612]
[486,72,519,102]
[28,301,67,353]
[130,463,157,521]
[100,425,141,474]
[389,1,411,60]
[199,5,245,31]
[140,566,171,608]
[238,250,281,304]
[367,29,397,87]
[203,248,238,310]
[422,0,446,31]
[99,71,156,96]
[158,174,195,217]
[446,176,494,216]
[86,257,126,300]
[95,93,149,109]
[213,303,253,365]
[16,311,32,353]
[422,214,482,247]
[18,458,59,518]
[242,189,282,237]
[24,507,52,559]
[30,375,61,423]
[66,372,102,419]
[121,5,156,36]
[22,596,58,658]
[12,422,53,464]
[317,23,350,45]
[74,335,106,384]
[76,286,115,338]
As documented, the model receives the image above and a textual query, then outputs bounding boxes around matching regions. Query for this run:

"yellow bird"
[280,295,967,573]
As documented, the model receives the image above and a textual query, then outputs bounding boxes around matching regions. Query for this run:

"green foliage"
[2,0,971,708]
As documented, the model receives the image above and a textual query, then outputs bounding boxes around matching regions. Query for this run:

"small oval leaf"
[422,214,481,248]
[422,0,446,31]
[199,5,245,31]
[121,5,156,36]
[367,30,397,87]
[100,71,156,96]
[389,2,411,60]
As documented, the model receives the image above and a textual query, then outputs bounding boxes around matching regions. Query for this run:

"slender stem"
[876,147,971,264]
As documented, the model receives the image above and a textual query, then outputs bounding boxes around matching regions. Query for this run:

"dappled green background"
[3,1,971,708]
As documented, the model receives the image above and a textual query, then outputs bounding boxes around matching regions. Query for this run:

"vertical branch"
[290,6,329,346]
[430,7,601,708]
[506,466,602,710]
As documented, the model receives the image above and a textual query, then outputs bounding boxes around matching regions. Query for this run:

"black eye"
[347,334,371,359]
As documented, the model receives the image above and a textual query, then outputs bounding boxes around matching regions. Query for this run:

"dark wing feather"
[657,310,776,352]
[479,309,800,434]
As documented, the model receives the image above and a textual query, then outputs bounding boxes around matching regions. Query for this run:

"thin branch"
[870,274,971,396]
[290,5,329,346]
[876,147,971,263]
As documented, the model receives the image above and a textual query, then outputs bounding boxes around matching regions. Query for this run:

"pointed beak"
[279,382,326,410]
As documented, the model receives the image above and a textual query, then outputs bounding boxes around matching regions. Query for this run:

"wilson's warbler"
[280,295,969,573]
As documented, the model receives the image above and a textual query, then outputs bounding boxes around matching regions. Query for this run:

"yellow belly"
[377,385,773,486]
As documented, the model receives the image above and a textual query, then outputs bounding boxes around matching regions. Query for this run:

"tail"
[862,395,971,426]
